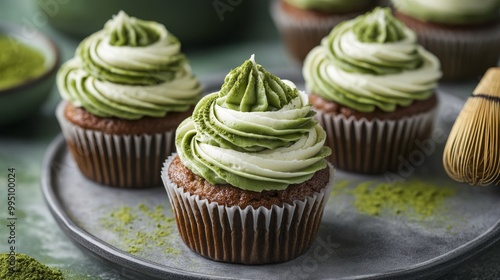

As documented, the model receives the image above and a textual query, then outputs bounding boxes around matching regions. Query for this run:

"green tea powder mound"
[0,253,63,280]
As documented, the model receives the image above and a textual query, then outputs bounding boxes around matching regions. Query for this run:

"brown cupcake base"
[310,95,438,174]
[63,102,192,135]
[57,102,191,188]
[271,0,371,63]
[309,93,438,121]
[167,156,330,208]
[162,155,334,264]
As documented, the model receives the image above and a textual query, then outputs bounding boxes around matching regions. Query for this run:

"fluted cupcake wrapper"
[316,109,437,174]
[56,101,175,188]
[161,155,335,264]
[270,0,367,63]
[395,14,500,81]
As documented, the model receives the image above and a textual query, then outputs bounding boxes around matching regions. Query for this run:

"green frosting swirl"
[331,7,423,75]
[352,7,406,43]
[105,12,160,47]
[217,59,297,112]
[392,0,500,25]
[303,7,441,113]
[284,0,372,13]
[176,56,331,192]
[57,11,201,120]
[78,11,185,85]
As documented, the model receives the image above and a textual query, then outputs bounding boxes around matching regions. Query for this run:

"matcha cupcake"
[161,55,334,264]
[56,11,202,188]
[391,0,500,81]
[303,7,442,174]
[270,0,374,63]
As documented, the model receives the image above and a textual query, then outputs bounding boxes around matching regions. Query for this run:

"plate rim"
[41,71,500,280]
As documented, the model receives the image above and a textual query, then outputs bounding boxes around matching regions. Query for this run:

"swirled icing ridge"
[303,7,441,113]
[57,11,201,120]
[176,55,331,191]
[284,0,372,13]
[392,0,500,25]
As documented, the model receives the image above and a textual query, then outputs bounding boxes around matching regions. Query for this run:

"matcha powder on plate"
[0,253,63,280]
[100,203,179,254]
[352,180,456,220]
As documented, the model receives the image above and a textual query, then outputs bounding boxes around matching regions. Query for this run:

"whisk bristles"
[443,68,500,186]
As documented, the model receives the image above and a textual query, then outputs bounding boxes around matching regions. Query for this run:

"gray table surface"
[0,1,498,279]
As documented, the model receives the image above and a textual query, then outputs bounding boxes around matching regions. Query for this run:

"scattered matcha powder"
[330,179,456,221]
[101,203,179,255]
[353,180,455,219]
[109,207,136,231]
[330,179,351,198]
[0,253,63,280]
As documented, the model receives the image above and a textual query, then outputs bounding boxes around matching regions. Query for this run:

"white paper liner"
[395,14,500,81]
[56,101,175,188]
[270,0,369,63]
[161,155,335,264]
[316,108,437,174]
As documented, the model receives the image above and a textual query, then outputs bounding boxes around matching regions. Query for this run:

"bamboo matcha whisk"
[443,67,500,186]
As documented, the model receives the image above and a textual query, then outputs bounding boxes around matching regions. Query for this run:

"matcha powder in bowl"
[0,36,46,90]
[0,253,63,280]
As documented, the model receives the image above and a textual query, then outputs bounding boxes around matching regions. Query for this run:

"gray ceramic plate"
[41,72,500,280]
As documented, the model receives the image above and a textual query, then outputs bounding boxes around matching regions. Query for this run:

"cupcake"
[270,0,375,63]
[303,7,442,174]
[391,0,500,81]
[56,11,202,188]
[161,55,334,264]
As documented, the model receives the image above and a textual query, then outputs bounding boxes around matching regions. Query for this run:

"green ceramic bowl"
[36,0,257,47]
[0,23,59,126]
